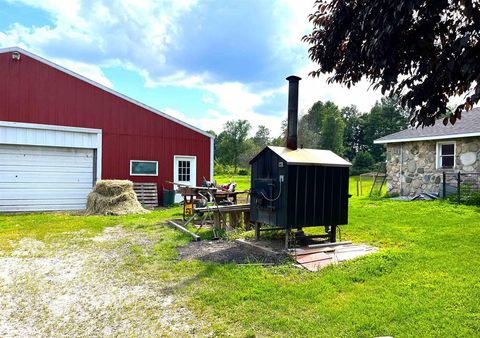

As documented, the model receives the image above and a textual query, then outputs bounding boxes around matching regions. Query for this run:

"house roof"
[0,47,214,139]
[250,146,352,167]
[374,108,480,144]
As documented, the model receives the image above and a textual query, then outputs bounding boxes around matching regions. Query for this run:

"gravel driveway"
[0,226,200,337]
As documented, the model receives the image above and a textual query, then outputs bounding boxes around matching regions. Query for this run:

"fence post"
[442,171,446,199]
[457,171,461,204]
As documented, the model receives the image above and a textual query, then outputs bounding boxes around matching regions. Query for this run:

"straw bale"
[93,180,133,197]
[85,180,150,216]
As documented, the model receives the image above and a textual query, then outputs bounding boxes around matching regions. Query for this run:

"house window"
[130,160,158,176]
[178,160,191,182]
[437,142,455,169]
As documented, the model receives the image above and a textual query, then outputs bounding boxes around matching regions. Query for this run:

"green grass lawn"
[0,178,479,336]
[214,174,251,191]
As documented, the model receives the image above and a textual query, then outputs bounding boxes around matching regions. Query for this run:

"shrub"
[237,168,250,176]
[351,152,375,176]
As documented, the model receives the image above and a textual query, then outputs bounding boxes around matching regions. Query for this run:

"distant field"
[214,174,250,191]
[215,174,385,197]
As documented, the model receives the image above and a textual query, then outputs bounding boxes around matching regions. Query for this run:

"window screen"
[439,143,455,169]
[130,161,158,175]
[178,160,191,182]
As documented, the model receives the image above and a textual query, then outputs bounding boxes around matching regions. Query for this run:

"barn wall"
[0,52,211,198]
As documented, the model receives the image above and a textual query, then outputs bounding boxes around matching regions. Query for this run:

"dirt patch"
[177,240,287,264]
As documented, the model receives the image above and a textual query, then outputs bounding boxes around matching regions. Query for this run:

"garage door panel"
[0,145,94,156]
[0,182,93,189]
[0,152,93,164]
[0,189,91,199]
[0,144,94,212]
[0,203,87,212]
[0,198,88,206]
[0,165,93,173]
[0,172,93,183]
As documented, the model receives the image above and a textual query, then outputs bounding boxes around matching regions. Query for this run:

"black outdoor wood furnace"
[249,76,351,246]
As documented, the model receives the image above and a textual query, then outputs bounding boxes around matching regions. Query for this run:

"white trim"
[374,132,480,144]
[173,155,197,203]
[436,141,456,170]
[173,155,197,184]
[129,160,159,176]
[0,120,101,134]
[0,47,214,139]
[0,120,102,180]
[210,138,214,181]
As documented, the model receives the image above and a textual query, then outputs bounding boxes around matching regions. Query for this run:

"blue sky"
[0,0,381,135]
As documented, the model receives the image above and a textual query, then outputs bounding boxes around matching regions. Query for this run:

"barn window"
[436,142,455,169]
[130,160,158,176]
[178,160,191,182]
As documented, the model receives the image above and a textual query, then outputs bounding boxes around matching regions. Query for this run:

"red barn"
[0,47,214,212]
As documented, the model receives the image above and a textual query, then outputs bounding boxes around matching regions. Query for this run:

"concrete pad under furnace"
[235,239,378,272]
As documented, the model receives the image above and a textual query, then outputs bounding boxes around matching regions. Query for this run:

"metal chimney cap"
[286,75,302,81]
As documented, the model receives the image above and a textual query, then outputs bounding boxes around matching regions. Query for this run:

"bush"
[214,161,234,175]
[237,168,250,176]
[351,151,375,176]
[214,161,250,176]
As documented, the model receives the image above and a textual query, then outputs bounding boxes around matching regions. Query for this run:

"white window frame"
[436,141,456,170]
[130,160,158,176]
[173,155,197,184]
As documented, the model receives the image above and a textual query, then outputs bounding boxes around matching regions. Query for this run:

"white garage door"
[0,144,95,212]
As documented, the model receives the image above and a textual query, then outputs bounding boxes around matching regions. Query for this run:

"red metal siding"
[0,52,211,201]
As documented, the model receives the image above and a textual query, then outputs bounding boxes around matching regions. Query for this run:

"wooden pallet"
[133,183,158,209]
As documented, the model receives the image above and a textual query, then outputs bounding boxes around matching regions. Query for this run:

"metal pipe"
[457,171,461,204]
[400,143,403,195]
[442,171,446,199]
[286,75,301,150]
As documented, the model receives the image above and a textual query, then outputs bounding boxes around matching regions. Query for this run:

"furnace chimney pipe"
[286,75,301,150]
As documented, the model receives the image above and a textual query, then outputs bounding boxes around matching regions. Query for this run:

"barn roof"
[374,108,480,144]
[0,47,214,139]
[250,146,351,167]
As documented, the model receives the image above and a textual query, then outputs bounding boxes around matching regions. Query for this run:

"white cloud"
[1,0,384,138]
[295,62,383,115]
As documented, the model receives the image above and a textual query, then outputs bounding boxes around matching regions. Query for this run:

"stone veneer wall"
[385,137,480,196]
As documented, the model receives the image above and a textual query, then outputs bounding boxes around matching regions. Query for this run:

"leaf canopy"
[303,0,480,127]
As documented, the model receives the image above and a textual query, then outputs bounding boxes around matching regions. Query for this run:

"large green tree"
[342,105,366,160]
[252,125,271,148]
[216,120,251,172]
[364,96,409,161]
[297,101,345,155]
[320,105,345,155]
[303,0,480,127]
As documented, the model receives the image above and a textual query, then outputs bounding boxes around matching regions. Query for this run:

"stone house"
[374,109,480,196]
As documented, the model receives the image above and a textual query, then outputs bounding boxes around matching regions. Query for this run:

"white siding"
[0,144,94,212]
[0,121,102,179]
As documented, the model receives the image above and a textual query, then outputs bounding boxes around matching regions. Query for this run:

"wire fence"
[442,171,480,205]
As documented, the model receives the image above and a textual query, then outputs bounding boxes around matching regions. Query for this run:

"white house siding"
[386,137,480,196]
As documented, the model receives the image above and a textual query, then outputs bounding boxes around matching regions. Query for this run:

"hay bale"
[85,180,150,216]
[93,180,133,196]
